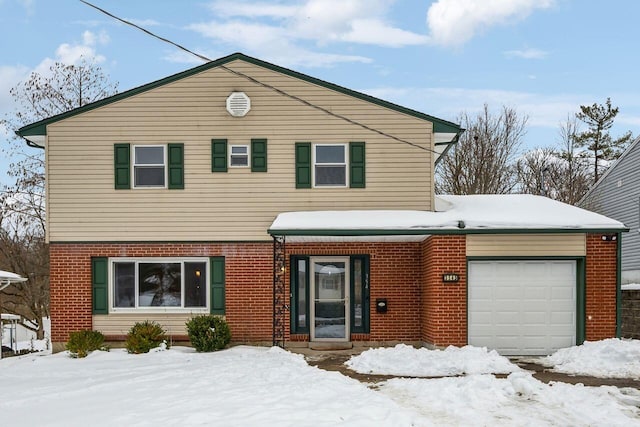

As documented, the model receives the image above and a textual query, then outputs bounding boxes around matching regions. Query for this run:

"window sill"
[108,308,210,314]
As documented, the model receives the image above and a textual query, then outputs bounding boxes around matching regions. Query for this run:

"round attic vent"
[226,92,251,117]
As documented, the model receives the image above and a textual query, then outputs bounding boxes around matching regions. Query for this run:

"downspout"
[616,231,622,338]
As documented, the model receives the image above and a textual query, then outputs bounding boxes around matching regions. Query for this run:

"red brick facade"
[585,234,618,340]
[49,233,619,350]
[421,235,467,347]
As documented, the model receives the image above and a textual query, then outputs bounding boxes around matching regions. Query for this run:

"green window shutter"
[92,257,108,314]
[295,142,311,188]
[211,139,228,172]
[114,143,130,189]
[349,141,366,188]
[251,138,268,172]
[167,143,184,189]
[210,257,225,315]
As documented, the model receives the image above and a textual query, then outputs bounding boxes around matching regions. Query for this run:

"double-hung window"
[295,142,364,189]
[314,144,347,187]
[134,145,166,188]
[229,145,249,167]
[114,143,183,190]
[112,259,208,310]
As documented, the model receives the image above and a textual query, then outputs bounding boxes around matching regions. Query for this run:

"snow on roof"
[269,194,625,235]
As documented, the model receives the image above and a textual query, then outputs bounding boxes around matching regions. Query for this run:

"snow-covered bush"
[66,330,106,358]
[186,315,231,352]
[125,321,168,354]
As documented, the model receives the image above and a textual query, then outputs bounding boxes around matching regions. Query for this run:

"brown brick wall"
[420,235,467,347]
[585,234,618,340]
[49,243,274,344]
[286,242,423,342]
[49,233,619,349]
[50,241,425,346]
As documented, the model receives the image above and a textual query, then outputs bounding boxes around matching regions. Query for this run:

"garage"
[468,260,577,356]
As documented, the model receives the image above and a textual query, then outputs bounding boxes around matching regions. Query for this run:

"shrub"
[66,330,106,358]
[186,315,231,352]
[125,321,168,354]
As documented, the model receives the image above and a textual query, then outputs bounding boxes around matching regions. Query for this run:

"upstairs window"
[114,143,184,190]
[229,145,249,167]
[295,142,364,189]
[134,145,165,188]
[314,144,347,187]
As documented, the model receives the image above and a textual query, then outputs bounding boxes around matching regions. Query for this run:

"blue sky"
[1,0,639,184]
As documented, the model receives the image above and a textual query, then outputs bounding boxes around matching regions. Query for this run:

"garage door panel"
[496,287,521,298]
[495,311,520,323]
[523,311,547,323]
[550,312,574,324]
[550,262,574,275]
[468,260,576,355]
[551,286,574,299]
[469,287,493,299]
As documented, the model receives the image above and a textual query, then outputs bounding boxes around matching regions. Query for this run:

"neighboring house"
[17,53,626,356]
[580,137,640,284]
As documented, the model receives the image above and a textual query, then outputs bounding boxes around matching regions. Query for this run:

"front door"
[310,257,349,341]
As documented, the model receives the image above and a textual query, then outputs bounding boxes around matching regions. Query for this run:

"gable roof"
[579,135,640,206]
[16,52,463,142]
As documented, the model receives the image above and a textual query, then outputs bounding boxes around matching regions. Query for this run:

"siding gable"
[40,58,439,242]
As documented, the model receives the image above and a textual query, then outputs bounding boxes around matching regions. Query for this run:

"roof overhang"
[268,195,628,242]
[0,271,28,291]
[433,131,461,165]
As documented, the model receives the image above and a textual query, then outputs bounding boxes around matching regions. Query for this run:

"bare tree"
[552,116,593,204]
[516,116,593,205]
[516,147,557,196]
[436,104,527,194]
[1,57,118,338]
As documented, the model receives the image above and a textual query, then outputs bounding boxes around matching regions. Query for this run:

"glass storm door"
[310,258,350,341]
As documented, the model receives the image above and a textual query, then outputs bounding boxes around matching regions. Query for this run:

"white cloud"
[187,0,427,66]
[342,19,428,47]
[128,18,161,27]
[163,49,220,64]
[47,30,107,69]
[504,48,549,59]
[208,2,297,18]
[363,85,585,129]
[426,0,555,47]
[188,20,371,67]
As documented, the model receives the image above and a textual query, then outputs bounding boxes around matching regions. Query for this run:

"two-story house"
[17,53,625,355]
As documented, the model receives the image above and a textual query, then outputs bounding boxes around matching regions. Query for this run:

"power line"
[80,0,439,154]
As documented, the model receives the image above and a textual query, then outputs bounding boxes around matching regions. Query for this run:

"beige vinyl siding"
[93,313,197,337]
[466,234,586,257]
[46,60,434,242]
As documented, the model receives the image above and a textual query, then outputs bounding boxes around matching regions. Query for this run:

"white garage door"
[468,260,576,356]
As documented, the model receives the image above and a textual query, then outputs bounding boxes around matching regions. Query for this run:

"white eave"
[0,270,27,291]
[22,135,45,147]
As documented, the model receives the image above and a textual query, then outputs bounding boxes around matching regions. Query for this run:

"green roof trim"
[16,52,462,138]
[268,227,629,237]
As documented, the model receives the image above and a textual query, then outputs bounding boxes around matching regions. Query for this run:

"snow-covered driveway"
[0,341,639,426]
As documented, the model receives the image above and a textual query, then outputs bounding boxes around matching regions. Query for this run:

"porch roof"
[268,194,627,239]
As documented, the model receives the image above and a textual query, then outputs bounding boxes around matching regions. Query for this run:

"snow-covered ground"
[542,338,640,379]
[0,341,639,426]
